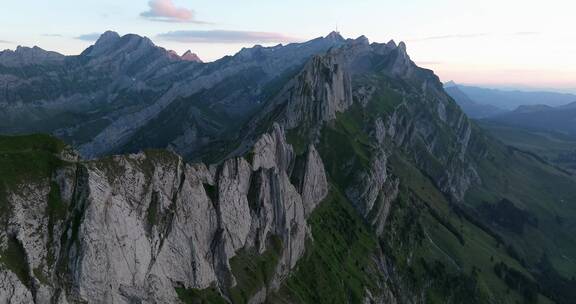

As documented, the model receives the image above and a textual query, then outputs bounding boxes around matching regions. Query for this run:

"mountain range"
[444,82,505,118]
[449,83,576,110]
[487,102,576,137]
[1,31,576,304]
[0,31,350,160]
[444,81,576,119]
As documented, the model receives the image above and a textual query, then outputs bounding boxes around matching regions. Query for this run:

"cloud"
[0,39,11,44]
[140,0,208,23]
[75,33,102,41]
[157,30,300,44]
[43,34,63,37]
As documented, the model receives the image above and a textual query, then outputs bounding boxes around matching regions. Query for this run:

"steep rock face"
[245,124,313,279]
[0,124,328,303]
[0,269,34,303]
[237,48,356,155]
[345,151,389,217]
[385,87,480,201]
[296,145,329,216]
[281,55,354,129]
[370,178,400,236]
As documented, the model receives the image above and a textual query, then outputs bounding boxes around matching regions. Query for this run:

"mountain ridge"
[487,100,576,137]
[0,31,354,159]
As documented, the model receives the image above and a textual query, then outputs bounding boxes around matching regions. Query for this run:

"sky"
[1,0,575,93]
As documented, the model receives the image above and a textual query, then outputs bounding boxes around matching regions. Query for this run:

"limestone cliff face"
[280,54,354,130]
[384,86,480,202]
[0,123,328,304]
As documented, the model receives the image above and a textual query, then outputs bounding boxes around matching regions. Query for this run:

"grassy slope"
[272,188,380,304]
[0,134,67,214]
[388,152,550,303]
[280,83,568,303]
[280,86,534,302]
[228,236,283,303]
[466,136,576,276]
[463,124,576,302]
[478,120,576,173]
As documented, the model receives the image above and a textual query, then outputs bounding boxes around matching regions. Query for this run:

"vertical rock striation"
[0,123,328,303]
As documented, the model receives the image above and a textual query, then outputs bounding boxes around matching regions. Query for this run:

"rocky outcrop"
[0,123,328,304]
[0,46,65,67]
[181,51,203,63]
[0,269,34,304]
[345,150,389,217]
[383,86,480,201]
[237,47,356,152]
[281,54,354,129]
[296,145,329,216]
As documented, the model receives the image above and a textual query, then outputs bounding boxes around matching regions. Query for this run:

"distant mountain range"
[445,81,576,120]
[487,101,576,137]
[0,31,349,159]
[444,82,505,118]
[447,82,576,110]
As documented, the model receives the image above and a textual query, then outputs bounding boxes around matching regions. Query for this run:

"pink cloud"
[140,0,208,23]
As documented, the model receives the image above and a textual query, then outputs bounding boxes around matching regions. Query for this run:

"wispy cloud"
[75,33,102,42]
[0,39,12,44]
[157,30,300,44]
[140,0,208,23]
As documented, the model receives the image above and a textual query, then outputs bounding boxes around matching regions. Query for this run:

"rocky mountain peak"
[444,80,458,88]
[83,31,155,58]
[354,35,370,45]
[0,45,64,67]
[122,33,154,47]
[82,31,121,57]
[181,50,203,63]
[13,45,52,56]
[397,41,407,52]
[166,49,180,60]
[94,30,121,46]
[325,31,345,41]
